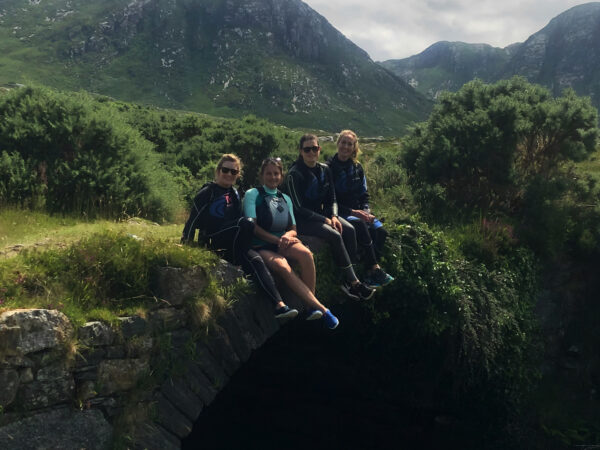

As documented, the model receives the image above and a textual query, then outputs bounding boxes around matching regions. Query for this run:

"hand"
[278,234,299,249]
[331,216,343,233]
[352,209,370,222]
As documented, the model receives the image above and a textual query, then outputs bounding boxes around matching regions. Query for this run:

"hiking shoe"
[323,310,339,330]
[340,281,360,300]
[365,268,395,288]
[274,305,299,320]
[305,309,323,321]
[356,281,376,300]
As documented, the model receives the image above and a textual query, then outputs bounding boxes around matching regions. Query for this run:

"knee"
[271,258,292,275]
[297,246,314,264]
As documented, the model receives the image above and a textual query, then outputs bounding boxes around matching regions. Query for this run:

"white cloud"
[305,0,592,60]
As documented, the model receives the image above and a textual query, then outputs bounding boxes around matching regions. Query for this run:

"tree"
[403,77,599,221]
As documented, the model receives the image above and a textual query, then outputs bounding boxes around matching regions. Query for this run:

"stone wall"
[0,259,293,449]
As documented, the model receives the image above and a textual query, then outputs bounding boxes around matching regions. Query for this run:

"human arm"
[180,186,212,244]
[284,169,328,223]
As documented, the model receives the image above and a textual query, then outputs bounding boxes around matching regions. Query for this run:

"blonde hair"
[337,130,361,162]
[215,153,243,178]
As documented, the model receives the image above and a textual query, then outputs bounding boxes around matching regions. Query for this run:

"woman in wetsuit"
[243,157,339,329]
[327,130,393,287]
[283,134,376,301]
[181,154,298,319]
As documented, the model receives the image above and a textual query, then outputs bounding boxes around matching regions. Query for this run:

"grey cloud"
[305,0,589,60]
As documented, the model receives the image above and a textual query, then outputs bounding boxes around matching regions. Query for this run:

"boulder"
[0,309,73,356]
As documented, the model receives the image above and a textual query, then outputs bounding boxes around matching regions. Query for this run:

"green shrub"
[0,86,181,220]
[0,231,217,324]
[364,219,540,429]
[0,150,44,207]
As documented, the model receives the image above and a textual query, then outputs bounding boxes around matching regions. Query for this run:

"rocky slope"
[0,0,431,135]
[381,2,600,108]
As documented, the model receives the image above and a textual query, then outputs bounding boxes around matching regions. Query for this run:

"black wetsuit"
[283,158,358,280]
[181,182,283,305]
[327,154,388,260]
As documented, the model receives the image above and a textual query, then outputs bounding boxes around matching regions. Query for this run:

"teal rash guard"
[243,185,296,247]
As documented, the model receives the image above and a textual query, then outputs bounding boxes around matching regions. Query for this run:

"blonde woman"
[326,130,393,287]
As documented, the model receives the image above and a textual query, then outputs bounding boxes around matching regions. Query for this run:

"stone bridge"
[0,258,306,449]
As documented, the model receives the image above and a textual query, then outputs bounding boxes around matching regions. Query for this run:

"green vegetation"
[1,77,599,448]
[403,77,600,256]
[0,230,217,326]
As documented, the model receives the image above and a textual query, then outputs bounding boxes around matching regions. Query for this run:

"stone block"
[251,293,280,338]
[78,321,115,346]
[212,259,246,285]
[17,377,75,409]
[0,309,73,355]
[181,362,218,406]
[133,422,180,450]
[105,345,127,359]
[0,355,34,369]
[75,347,106,368]
[155,392,193,439]
[229,296,267,350]
[0,407,112,450]
[19,368,33,384]
[161,378,203,422]
[152,266,209,306]
[191,343,229,390]
[37,362,69,381]
[97,358,149,395]
[204,325,241,377]
[117,316,147,339]
[125,336,154,358]
[216,309,252,363]
[0,369,19,408]
[148,308,188,331]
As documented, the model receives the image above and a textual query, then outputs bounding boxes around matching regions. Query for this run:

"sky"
[305,0,594,61]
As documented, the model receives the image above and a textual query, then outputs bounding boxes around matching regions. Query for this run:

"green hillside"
[0,0,431,135]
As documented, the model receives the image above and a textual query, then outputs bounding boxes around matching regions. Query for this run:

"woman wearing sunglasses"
[327,130,393,287]
[181,154,299,320]
[242,157,339,329]
[283,134,376,301]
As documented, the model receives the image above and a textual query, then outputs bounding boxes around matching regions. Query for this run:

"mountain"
[381,41,515,99]
[381,3,600,107]
[0,0,431,135]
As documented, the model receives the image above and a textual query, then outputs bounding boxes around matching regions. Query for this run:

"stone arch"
[0,255,314,449]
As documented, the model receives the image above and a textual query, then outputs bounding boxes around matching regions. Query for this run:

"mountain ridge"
[381,2,600,107]
[0,0,431,135]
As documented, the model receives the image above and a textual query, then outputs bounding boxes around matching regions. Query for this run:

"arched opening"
[182,304,463,449]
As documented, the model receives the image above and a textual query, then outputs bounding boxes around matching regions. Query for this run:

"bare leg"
[280,242,316,294]
[259,249,328,313]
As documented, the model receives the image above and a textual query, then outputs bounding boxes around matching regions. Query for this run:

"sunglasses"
[220,167,240,175]
[302,145,320,153]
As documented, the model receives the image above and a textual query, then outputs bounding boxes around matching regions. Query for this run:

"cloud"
[304,0,591,60]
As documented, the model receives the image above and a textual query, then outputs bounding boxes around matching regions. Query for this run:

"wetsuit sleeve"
[358,164,370,211]
[284,169,327,223]
[242,188,259,219]
[282,193,296,226]
[323,165,339,218]
[181,186,212,243]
